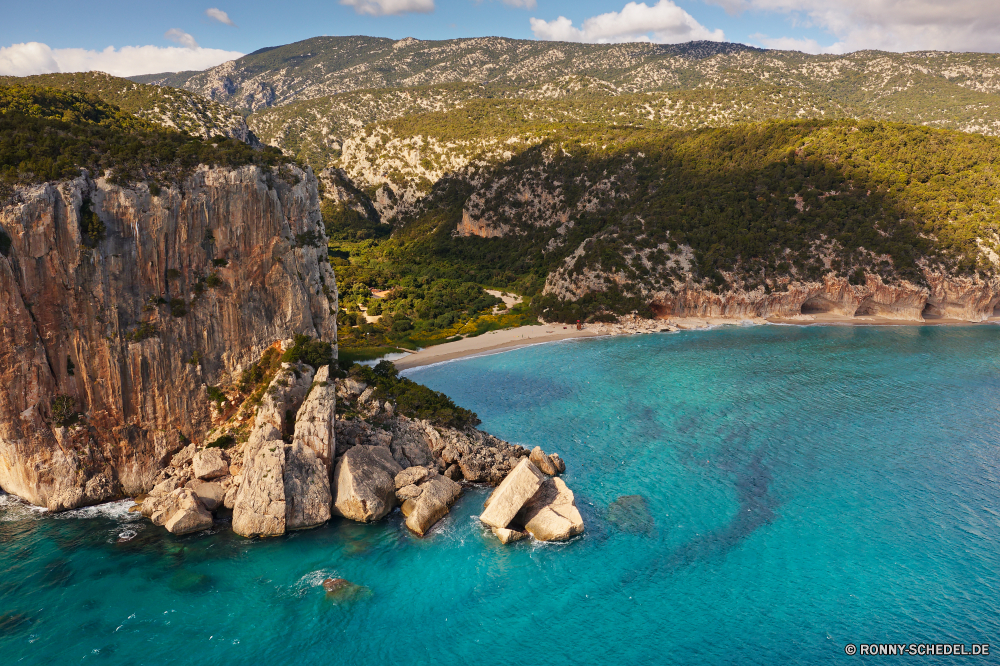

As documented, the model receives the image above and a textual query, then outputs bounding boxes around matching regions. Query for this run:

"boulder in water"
[492,526,528,544]
[479,458,545,529]
[405,475,462,536]
[529,446,564,476]
[516,477,585,542]
[163,489,214,535]
[187,480,226,511]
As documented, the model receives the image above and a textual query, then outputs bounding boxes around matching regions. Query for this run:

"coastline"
[392,313,1000,371]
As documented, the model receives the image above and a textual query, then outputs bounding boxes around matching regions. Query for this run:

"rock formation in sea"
[0,164,337,511]
[480,456,585,543]
[135,356,563,538]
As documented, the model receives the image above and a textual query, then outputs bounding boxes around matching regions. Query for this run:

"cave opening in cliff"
[854,301,879,317]
[800,297,837,315]
[922,302,943,320]
[992,302,1000,318]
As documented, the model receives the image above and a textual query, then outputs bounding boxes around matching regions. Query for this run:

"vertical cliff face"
[0,165,337,510]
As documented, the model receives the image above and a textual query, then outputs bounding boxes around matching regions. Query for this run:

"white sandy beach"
[391,313,1000,371]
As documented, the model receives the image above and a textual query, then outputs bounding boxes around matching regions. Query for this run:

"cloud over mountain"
[530,0,725,44]
[339,0,435,16]
[0,42,244,77]
[714,0,1000,53]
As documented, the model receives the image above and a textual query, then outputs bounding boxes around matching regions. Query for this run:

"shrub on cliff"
[50,395,77,427]
[281,334,334,369]
[351,360,480,430]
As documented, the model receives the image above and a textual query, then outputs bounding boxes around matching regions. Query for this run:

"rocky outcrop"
[193,448,229,480]
[481,458,585,543]
[283,441,332,530]
[231,424,287,537]
[141,487,213,535]
[231,362,334,537]
[516,477,585,542]
[480,458,546,529]
[529,446,565,476]
[396,471,462,536]
[0,164,337,511]
[292,365,336,468]
[332,445,401,522]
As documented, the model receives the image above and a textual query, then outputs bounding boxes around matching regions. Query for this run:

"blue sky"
[1,0,998,77]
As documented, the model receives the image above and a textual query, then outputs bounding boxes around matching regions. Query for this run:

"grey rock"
[395,466,430,490]
[292,365,336,469]
[193,448,229,480]
[187,479,226,511]
[283,441,332,530]
[231,424,287,537]
[170,443,197,468]
[396,484,423,502]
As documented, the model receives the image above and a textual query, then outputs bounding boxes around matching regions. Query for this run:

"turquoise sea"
[3,325,1000,665]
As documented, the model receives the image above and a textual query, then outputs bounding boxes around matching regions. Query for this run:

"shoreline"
[391,313,1000,371]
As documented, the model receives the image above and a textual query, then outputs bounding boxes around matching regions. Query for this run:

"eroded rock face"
[255,363,315,438]
[283,441,332,530]
[0,165,337,510]
[332,445,401,522]
[231,425,287,538]
[292,365,336,469]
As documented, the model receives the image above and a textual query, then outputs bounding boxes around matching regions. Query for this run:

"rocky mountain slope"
[326,108,1000,324]
[131,36,1000,170]
[0,163,336,511]
[0,72,260,145]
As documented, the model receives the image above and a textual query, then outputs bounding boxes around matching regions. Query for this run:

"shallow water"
[3,325,1000,665]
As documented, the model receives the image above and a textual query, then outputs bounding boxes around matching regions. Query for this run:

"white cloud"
[749,34,844,54]
[164,29,199,49]
[530,0,725,44]
[710,0,1000,53]
[0,42,244,77]
[0,42,60,76]
[503,0,537,8]
[339,0,435,16]
[205,8,237,26]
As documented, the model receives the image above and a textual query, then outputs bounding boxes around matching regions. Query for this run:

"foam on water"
[3,325,1000,665]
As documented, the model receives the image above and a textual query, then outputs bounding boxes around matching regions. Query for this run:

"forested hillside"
[0,72,259,144]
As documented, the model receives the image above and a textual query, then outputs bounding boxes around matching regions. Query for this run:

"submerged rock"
[479,458,545,529]
[516,477,585,542]
[492,526,528,544]
[332,445,401,522]
[607,495,655,536]
[322,577,371,603]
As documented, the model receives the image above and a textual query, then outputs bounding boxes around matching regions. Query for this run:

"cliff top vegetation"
[0,84,288,195]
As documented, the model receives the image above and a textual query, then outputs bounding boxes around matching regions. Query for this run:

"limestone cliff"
[0,164,337,511]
